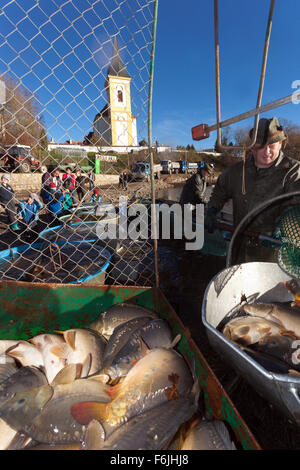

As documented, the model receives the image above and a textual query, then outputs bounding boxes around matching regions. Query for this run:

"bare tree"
[1,76,45,152]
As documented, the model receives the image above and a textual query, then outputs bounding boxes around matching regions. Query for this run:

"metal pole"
[214,0,276,151]
[214,0,222,149]
[148,0,159,288]
[205,93,296,134]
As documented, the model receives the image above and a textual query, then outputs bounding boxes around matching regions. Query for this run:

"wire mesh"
[277,205,300,279]
[0,0,157,286]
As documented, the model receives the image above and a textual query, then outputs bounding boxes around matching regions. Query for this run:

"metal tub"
[202,262,300,425]
[0,242,111,285]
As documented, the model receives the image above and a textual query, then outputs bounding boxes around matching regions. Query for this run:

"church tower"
[93,37,137,147]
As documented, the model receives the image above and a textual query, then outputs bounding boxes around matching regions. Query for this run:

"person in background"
[51,168,63,191]
[75,168,86,202]
[40,165,54,204]
[205,117,300,262]
[62,167,76,205]
[119,173,123,189]
[46,182,64,225]
[88,169,95,191]
[0,174,19,231]
[122,171,128,191]
[63,181,73,213]
[180,162,214,206]
[18,192,43,241]
[90,187,102,204]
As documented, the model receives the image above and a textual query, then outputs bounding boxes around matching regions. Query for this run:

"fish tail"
[71,401,108,425]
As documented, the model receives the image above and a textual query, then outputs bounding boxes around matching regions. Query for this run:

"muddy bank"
[98,174,189,204]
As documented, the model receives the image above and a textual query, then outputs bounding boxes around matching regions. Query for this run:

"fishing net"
[277,205,300,279]
[0,0,158,286]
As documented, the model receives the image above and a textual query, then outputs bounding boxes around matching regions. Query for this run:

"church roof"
[93,103,110,123]
[107,36,130,78]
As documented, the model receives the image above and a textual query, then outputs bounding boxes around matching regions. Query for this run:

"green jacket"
[180,173,207,206]
[63,192,73,211]
[208,152,300,233]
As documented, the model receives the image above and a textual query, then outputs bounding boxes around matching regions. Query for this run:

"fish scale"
[71,348,194,438]
[85,391,199,450]
[0,363,18,385]
[102,317,151,365]
[89,303,158,340]
[101,318,174,381]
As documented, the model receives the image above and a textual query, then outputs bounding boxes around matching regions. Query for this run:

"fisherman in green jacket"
[180,162,214,206]
[205,117,300,263]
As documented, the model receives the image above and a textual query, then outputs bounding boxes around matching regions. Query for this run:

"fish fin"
[81,354,92,378]
[6,433,33,450]
[4,343,20,355]
[165,373,180,400]
[171,334,181,348]
[71,401,107,425]
[87,372,110,384]
[64,331,76,350]
[104,383,122,400]
[53,330,65,336]
[51,363,82,385]
[288,369,300,378]
[50,344,69,358]
[6,349,23,358]
[190,416,201,430]
[138,337,149,357]
[83,419,106,450]
[280,330,297,338]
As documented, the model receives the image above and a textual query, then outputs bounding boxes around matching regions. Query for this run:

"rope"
[241,150,247,195]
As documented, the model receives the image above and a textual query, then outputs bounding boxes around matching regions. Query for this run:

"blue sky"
[153,0,300,149]
[0,0,300,149]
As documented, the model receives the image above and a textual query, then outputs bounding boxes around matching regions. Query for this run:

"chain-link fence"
[0,0,159,286]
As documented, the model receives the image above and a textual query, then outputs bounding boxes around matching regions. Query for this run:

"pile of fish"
[0,302,235,450]
[221,280,300,376]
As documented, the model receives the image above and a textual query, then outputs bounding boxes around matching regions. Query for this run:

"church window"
[117,90,123,102]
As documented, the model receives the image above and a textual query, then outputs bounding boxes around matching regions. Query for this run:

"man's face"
[201,169,210,179]
[252,140,282,168]
[54,170,59,177]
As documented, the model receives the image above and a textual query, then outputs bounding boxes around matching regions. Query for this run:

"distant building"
[93,37,137,147]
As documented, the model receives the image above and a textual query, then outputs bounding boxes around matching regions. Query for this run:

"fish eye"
[17,398,25,406]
